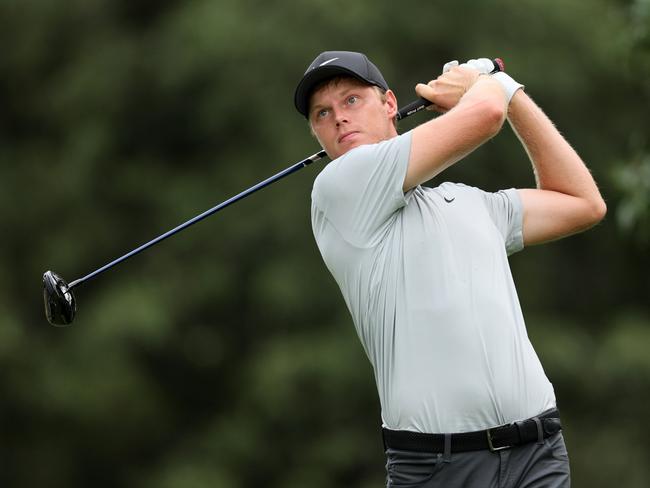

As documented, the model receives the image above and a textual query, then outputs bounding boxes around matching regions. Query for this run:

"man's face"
[308,77,398,159]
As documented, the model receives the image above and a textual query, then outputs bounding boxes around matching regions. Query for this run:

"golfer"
[294,51,606,487]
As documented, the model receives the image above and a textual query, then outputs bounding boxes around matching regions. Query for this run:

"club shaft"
[68,151,327,289]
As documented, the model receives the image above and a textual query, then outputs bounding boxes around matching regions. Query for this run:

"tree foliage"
[1,0,648,486]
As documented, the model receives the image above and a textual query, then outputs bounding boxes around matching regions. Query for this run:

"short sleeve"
[479,188,524,255]
[311,132,412,247]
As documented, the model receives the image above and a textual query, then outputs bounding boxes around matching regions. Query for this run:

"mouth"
[338,131,360,144]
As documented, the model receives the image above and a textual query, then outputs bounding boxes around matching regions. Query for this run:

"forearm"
[405,75,506,190]
[428,74,507,166]
[507,89,607,243]
[507,90,599,200]
[459,74,508,114]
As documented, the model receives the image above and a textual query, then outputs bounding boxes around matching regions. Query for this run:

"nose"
[333,108,349,127]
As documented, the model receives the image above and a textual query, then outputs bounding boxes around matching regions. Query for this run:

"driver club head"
[43,271,76,326]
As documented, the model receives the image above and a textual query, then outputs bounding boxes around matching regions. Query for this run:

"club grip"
[396,58,504,121]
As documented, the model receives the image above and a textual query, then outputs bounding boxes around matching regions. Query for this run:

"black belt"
[382,409,562,453]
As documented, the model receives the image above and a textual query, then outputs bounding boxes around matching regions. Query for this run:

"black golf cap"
[294,51,389,118]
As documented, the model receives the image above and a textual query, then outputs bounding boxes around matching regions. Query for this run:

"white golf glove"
[443,57,524,104]
[442,58,495,74]
[442,60,460,73]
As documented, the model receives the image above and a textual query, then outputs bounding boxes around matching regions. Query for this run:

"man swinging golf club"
[294,51,606,487]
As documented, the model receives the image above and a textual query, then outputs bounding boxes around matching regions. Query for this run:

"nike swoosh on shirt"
[444,196,455,203]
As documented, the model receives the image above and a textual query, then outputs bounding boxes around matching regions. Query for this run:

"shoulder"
[313,133,412,198]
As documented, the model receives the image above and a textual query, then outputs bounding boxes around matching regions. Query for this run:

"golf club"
[43,58,504,326]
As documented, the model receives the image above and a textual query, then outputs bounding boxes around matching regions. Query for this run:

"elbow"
[580,195,607,228]
[481,98,506,138]
[590,197,608,224]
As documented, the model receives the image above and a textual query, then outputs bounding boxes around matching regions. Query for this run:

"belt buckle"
[486,427,511,452]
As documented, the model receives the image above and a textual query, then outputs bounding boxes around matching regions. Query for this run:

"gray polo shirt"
[311,131,556,434]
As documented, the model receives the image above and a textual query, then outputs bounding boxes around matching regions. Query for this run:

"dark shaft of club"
[67,150,327,289]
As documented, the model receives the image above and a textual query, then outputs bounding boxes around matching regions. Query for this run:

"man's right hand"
[414,66,483,113]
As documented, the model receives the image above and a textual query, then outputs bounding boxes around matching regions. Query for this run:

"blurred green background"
[1,0,649,486]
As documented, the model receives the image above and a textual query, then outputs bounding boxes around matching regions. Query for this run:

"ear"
[384,89,398,119]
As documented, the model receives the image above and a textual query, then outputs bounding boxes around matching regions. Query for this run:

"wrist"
[467,71,491,91]
[492,72,524,104]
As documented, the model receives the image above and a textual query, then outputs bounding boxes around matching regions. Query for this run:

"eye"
[346,95,359,105]
[316,108,329,119]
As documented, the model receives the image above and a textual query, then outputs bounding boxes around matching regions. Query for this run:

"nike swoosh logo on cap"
[319,57,339,67]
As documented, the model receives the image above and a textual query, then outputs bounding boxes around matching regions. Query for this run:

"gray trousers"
[385,432,570,488]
